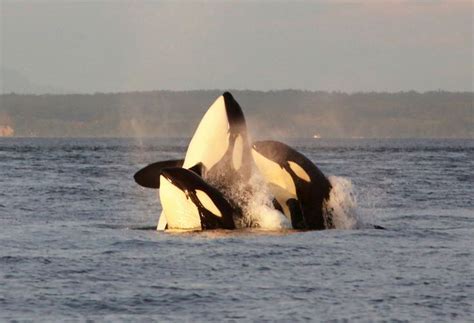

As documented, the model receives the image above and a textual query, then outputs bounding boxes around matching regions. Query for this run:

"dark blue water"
[0,138,472,321]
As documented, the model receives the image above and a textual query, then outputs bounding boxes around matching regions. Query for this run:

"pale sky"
[1,0,472,93]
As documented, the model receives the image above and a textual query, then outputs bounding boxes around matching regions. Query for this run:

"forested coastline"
[0,90,472,138]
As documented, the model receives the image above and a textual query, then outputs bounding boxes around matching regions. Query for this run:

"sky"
[0,0,472,93]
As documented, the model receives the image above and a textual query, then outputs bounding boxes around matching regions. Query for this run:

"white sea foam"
[243,173,374,230]
[323,176,358,229]
[218,170,371,230]
[243,171,291,230]
[323,175,376,229]
[218,169,291,230]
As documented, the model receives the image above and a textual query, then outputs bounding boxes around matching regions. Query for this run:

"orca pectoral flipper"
[134,159,184,189]
[195,199,235,230]
[272,198,283,213]
[287,198,306,229]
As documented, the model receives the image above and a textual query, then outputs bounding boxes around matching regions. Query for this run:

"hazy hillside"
[0,90,472,138]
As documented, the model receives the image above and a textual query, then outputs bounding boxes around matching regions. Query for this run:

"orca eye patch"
[232,134,243,171]
[195,190,222,217]
[288,161,311,182]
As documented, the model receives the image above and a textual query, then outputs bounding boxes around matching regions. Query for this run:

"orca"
[134,92,252,230]
[159,167,237,230]
[134,159,205,230]
[183,92,252,187]
[251,140,332,230]
[158,163,206,229]
[157,92,253,230]
[134,159,186,230]
[134,92,250,188]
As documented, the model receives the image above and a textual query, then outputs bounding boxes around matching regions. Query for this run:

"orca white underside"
[159,175,202,230]
[183,95,230,171]
[251,148,297,219]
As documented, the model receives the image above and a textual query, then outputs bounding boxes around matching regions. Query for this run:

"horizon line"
[1,89,473,96]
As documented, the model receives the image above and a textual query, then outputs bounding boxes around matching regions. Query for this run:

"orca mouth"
[251,142,262,152]
[251,141,282,160]
[161,173,182,190]
[251,142,268,157]
[164,176,174,184]
[160,167,190,190]
[160,169,175,183]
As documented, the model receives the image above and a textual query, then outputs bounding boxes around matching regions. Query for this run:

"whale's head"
[160,167,196,192]
[159,167,236,230]
[252,140,290,165]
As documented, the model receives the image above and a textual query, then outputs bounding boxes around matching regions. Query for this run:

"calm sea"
[0,138,472,321]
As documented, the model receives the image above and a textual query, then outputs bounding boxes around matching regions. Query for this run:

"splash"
[212,169,291,230]
[323,175,373,229]
[242,171,291,230]
[210,170,373,230]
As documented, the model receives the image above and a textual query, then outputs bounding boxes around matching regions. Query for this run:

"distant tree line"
[0,90,472,138]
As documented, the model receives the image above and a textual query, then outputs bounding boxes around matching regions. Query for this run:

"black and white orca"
[158,92,252,230]
[134,92,250,189]
[134,160,205,230]
[251,140,332,230]
[159,167,237,230]
[183,92,252,186]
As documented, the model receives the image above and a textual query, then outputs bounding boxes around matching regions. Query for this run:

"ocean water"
[0,138,472,321]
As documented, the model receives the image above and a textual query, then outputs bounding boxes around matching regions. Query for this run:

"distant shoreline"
[1,90,472,138]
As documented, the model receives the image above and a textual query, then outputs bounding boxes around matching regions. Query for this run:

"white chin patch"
[159,175,202,230]
[288,161,311,182]
[195,189,222,217]
[183,95,230,171]
[232,134,243,171]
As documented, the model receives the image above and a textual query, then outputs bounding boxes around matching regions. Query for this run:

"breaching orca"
[134,160,206,230]
[159,167,237,230]
[251,140,332,230]
[133,92,250,188]
[157,92,252,230]
[183,92,252,186]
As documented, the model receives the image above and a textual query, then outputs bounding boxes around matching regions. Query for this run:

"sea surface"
[0,138,472,321]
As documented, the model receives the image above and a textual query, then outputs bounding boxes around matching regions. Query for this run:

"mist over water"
[0,138,472,321]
